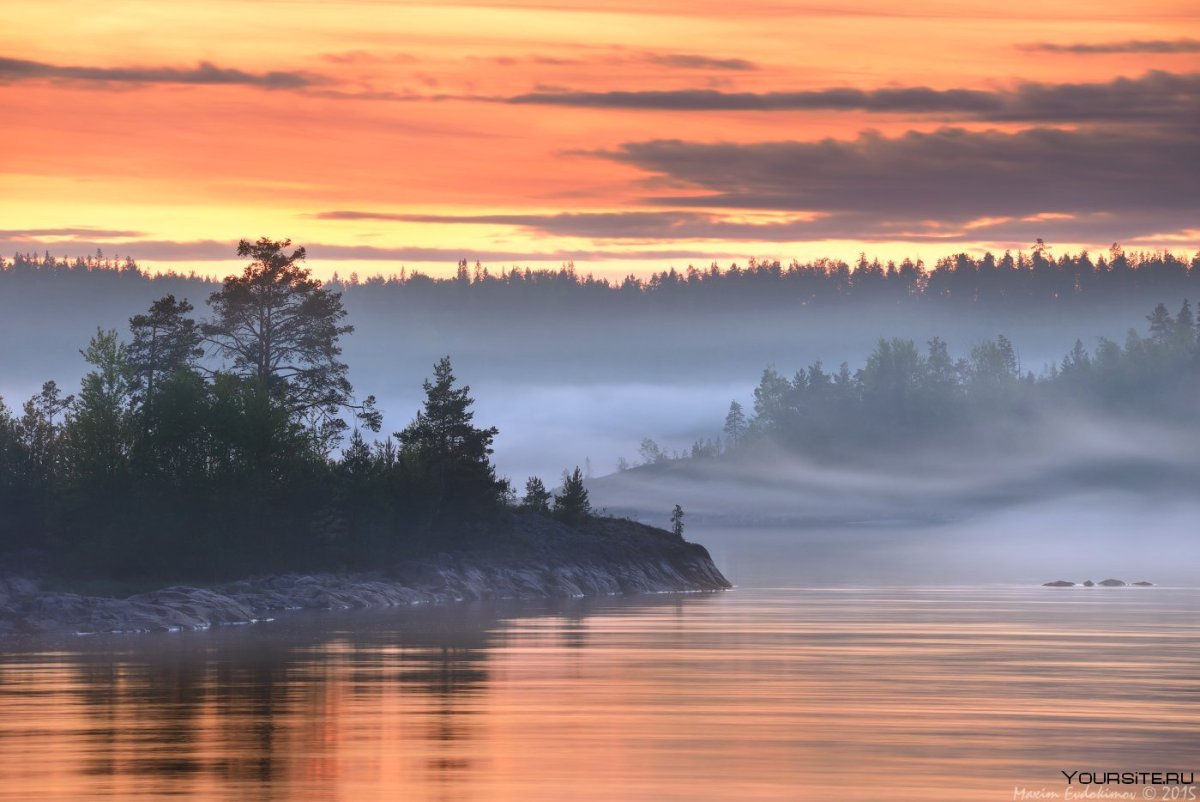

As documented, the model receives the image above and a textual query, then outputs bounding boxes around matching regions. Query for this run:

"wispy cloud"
[497,71,1199,123]
[0,227,145,239]
[644,53,757,71]
[0,236,726,264]
[316,207,1199,246]
[319,210,824,239]
[1020,38,1200,54]
[0,57,325,89]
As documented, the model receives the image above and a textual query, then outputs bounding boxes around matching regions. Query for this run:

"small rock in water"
[1098,578,1126,587]
[1132,581,1154,587]
[1043,580,1075,587]
[1082,580,1095,587]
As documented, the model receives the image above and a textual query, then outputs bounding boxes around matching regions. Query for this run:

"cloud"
[600,125,1199,218]
[644,53,758,71]
[319,50,418,65]
[319,209,831,240]
[0,236,728,264]
[316,207,1199,246]
[1021,38,1200,54]
[499,71,1199,123]
[322,122,1200,245]
[0,227,145,239]
[0,57,325,89]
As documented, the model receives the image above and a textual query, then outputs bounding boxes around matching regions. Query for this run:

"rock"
[1082,580,1095,587]
[0,514,730,637]
[1132,581,1154,587]
[1098,579,1126,587]
[1043,580,1075,587]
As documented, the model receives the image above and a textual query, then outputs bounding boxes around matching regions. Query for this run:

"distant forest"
[3,243,1198,312]
[637,300,1200,463]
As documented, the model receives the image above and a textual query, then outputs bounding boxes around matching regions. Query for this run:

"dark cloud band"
[1021,39,1200,54]
[319,120,1200,245]
[499,71,1199,123]
[0,57,323,89]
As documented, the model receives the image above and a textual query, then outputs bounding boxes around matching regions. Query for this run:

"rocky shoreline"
[0,515,731,637]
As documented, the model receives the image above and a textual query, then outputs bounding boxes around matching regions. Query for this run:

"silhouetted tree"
[16,381,73,484]
[521,476,552,512]
[64,329,133,479]
[128,294,202,420]
[397,356,505,527]
[203,238,379,450]
[670,504,684,539]
[1147,303,1174,346]
[553,467,590,523]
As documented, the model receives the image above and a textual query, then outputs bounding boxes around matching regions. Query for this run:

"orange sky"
[1,0,1197,280]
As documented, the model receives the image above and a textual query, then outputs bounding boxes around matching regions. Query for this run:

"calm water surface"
[1,585,1198,801]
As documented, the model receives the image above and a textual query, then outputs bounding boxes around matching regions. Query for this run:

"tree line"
[703,300,1200,457]
[0,239,593,581]
[4,243,1199,313]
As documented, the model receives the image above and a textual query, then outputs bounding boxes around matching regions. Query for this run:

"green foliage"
[670,504,684,539]
[733,301,1199,456]
[397,356,507,534]
[0,242,527,581]
[203,238,380,453]
[553,467,591,524]
[522,476,552,512]
[64,329,134,480]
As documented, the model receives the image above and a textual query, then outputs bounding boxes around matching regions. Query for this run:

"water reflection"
[1,588,1198,801]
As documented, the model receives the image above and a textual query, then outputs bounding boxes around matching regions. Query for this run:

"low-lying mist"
[589,407,1200,587]
[691,494,1200,588]
[2,261,1196,589]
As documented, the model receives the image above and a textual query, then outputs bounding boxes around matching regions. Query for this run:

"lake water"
[2,575,1198,802]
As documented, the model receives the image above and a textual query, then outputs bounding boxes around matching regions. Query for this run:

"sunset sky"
[2,0,1197,279]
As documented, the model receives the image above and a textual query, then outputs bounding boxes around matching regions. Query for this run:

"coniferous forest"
[717,299,1200,458]
[0,240,598,582]
[1,239,1198,580]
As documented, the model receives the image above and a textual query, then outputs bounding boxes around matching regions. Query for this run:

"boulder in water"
[1043,580,1075,587]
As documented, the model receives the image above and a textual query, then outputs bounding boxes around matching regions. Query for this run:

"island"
[0,240,729,637]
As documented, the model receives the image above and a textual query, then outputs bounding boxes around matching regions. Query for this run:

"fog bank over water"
[588,407,1200,586]
[693,494,1200,587]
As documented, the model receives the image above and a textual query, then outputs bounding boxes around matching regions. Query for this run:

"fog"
[2,268,1196,587]
[585,404,1200,585]
[5,279,1180,480]
[693,494,1200,588]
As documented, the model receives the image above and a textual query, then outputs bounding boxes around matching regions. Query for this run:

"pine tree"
[723,400,747,447]
[128,295,202,420]
[398,356,505,523]
[670,504,684,539]
[1147,303,1173,346]
[203,238,379,445]
[521,476,552,512]
[553,467,591,523]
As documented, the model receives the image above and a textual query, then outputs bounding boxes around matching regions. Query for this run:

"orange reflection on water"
[0,588,1197,801]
